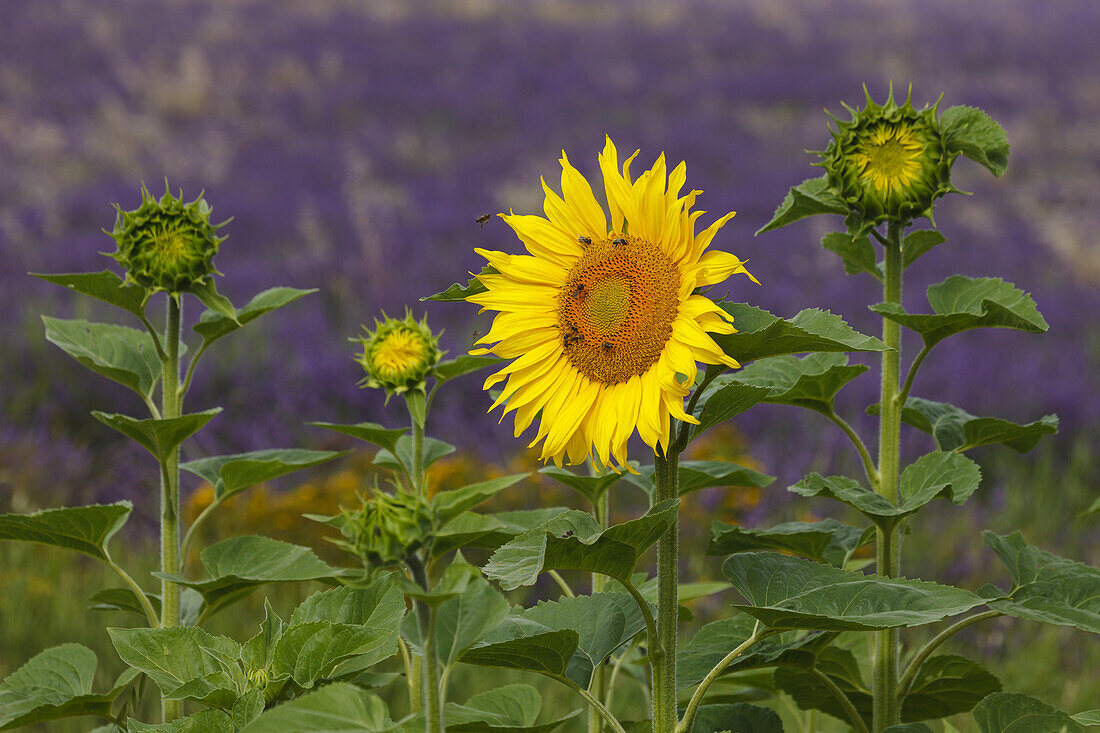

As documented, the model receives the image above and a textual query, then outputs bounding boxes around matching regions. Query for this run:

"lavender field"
[1,0,1098,719]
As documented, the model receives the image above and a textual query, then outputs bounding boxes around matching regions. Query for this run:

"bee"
[570,282,585,297]
[471,329,480,342]
[476,213,491,228]
[612,238,627,246]
[601,341,613,351]
[563,325,583,347]
[578,236,592,245]
[560,530,574,539]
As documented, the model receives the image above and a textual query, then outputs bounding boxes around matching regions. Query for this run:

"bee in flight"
[476,213,491,228]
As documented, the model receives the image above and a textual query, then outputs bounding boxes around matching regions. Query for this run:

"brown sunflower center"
[557,234,681,384]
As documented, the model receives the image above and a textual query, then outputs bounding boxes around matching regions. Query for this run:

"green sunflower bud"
[341,487,432,568]
[820,86,955,229]
[107,182,227,294]
[353,310,443,398]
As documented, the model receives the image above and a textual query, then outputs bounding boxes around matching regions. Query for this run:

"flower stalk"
[652,448,679,733]
[160,296,183,722]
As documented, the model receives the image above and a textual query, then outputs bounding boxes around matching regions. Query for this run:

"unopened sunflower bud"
[821,86,954,229]
[107,182,226,293]
[342,487,431,567]
[353,311,442,399]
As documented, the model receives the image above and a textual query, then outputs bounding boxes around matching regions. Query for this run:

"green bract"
[107,183,227,294]
[339,488,432,568]
[821,86,953,229]
[353,311,442,398]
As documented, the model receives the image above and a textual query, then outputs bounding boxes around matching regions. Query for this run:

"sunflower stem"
[160,295,183,723]
[409,555,442,733]
[873,221,904,731]
[589,489,610,733]
[653,448,679,733]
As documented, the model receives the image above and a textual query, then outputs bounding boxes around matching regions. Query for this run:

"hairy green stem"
[825,409,880,489]
[104,556,158,628]
[563,679,627,733]
[873,222,904,731]
[896,343,932,408]
[408,556,442,733]
[160,297,183,722]
[676,625,768,733]
[411,419,425,496]
[652,449,679,733]
[589,490,610,733]
[898,611,1003,697]
[808,668,870,733]
[549,570,576,598]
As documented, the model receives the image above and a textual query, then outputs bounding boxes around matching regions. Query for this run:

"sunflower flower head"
[107,182,226,294]
[467,136,759,472]
[353,311,442,399]
[821,85,953,228]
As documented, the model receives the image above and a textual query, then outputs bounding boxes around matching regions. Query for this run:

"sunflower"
[467,137,758,471]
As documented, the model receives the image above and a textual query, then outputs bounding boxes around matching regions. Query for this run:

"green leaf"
[822,231,881,280]
[432,512,510,556]
[239,683,397,732]
[982,531,1100,634]
[308,421,407,453]
[159,535,338,616]
[521,593,647,688]
[972,692,1083,733]
[423,265,497,302]
[773,646,871,726]
[192,286,315,344]
[871,276,1047,347]
[677,615,838,688]
[374,435,455,475]
[1071,710,1100,727]
[729,352,869,414]
[88,587,202,626]
[0,644,136,730]
[902,654,1001,721]
[538,467,626,506]
[723,552,985,630]
[272,622,399,687]
[0,502,131,561]
[109,626,242,695]
[430,566,511,669]
[882,726,934,733]
[243,600,286,676]
[42,318,163,398]
[433,474,529,528]
[712,303,888,366]
[708,518,872,568]
[625,460,774,501]
[689,381,772,440]
[180,448,347,502]
[290,579,406,628]
[756,176,848,235]
[127,710,235,733]
[459,684,542,727]
[883,397,1059,454]
[188,278,238,323]
[92,409,222,464]
[460,622,579,678]
[902,230,947,268]
[434,355,505,382]
[789,451,981,526]
[941,105,1010,177]
[690,703,784,733]
[33,270,147,319]
[483,502,678,590]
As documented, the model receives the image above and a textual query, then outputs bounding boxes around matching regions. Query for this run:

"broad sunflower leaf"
[271,622,399,687]
[971,692,1083,733]
[902,654,1001,721]
[192,286,315,344]
[423,265,498,302]
[756,176,848,235]
[625,460,774,501]
[729,352,869,414]
[0,501,131,562]
[520,592,647,688]
[0,644,137,730]
[188,278,238,323]
[539,466,627,506]
[723,552,985,630]
[1072,710,1100,727]
[789,451,981,527]
[308,420,407,453]
[33,270,147,319]
[434,355,505,382]
[374,435,455,475]
[157,535,339,617]
[708,518,872,568]
[91,409,222,464]
[874,396,1059,454]
[690,381,772,440]
[677,615,838,688]
[127,710,235,733]
[239,683,397,732]
[712,303,889,366]
[982,531,1100,634]
[881,726,934,733]
[180,448,347,503]
[289,580,405,628]
[108,626,243,696]
[902,229,947,268]
[483,501,678,590]
[434,508,575,557]
[870,276,1047,347]
[822,231,881,280]
[941,105,1010,178]
[429,561,511,668]
[427,684,582,733]
[242,600,286,679]
[690,703,783,733]
[433,473,529,527]
[42,318,163,398]
[773,646,871,726]
[460,620,578,678]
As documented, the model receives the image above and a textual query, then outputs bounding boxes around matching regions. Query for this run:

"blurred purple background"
[2,0,1098,512]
